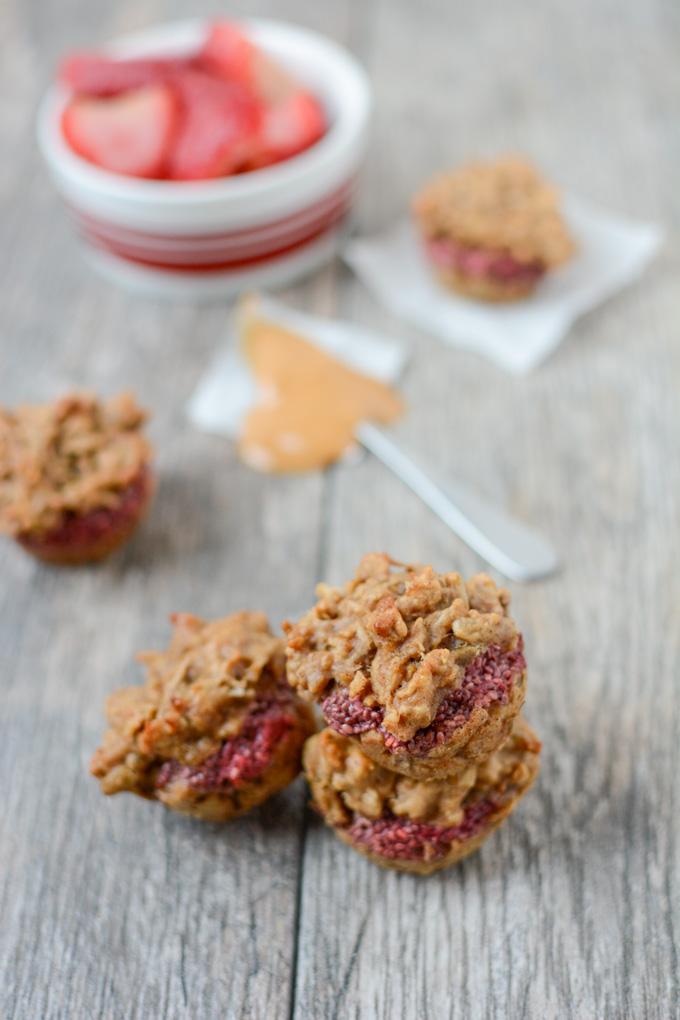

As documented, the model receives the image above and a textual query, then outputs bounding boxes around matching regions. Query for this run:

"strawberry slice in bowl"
[197,20,255,89]
[254,90,326,167]
[62,84,177,179]
[199,20,298,104]
[59,53,190,97]
[165,68,262,180]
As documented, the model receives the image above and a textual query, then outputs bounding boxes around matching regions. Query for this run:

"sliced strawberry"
[198,21,255,88]
[254,90,326,166]
[166,68,261,180]
[60,53,190,97]
[199,20,297,103]
[62,84,177,178]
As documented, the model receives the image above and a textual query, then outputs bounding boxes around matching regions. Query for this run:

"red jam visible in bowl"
[58,20,327,181]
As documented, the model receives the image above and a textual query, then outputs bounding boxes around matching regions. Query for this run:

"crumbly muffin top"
[304,718,540,828]
[413,156,575,266]
[91,612,288,794]
[0,392,151,535]
[285,553,520,742]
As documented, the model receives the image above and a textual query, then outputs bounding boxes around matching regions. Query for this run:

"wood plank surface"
[0,1,678,1018]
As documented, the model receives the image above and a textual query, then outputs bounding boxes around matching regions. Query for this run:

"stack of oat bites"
[89,550,539,877]
[286,554,540,874]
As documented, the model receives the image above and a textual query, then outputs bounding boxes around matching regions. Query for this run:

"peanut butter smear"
[238,310,403,473]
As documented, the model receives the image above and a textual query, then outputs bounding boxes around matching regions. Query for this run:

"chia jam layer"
[347,799,497,861]
[155,690,298,793]
[18,467,151,563]
[425,237,544,286]
[322,640,525,757]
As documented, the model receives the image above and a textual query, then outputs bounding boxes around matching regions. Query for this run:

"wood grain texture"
[0,0,678,1018]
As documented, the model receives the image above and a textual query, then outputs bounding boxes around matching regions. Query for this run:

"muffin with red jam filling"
[0,392,154,565]
[304,717,540,874]
[413,156,574,302]
[91,611,315,821]
[285,554,527,781]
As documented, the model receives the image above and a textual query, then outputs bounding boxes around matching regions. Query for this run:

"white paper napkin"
[344,196,662,373]
[186,296,409,438]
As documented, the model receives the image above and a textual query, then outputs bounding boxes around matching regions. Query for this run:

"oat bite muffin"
[285,554,527,781]
[304,718,540,874]
[91,612,316,822]
[0,392,154,565]
[413,155,575,301]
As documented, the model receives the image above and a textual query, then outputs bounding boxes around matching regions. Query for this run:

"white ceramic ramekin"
[37,18,372,298]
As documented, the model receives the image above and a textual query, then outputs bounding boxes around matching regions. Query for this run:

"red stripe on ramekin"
[76,185,352,260]
[83,198,350,266]
[86,206,350,272]
[70,179,355,272]
[96,216,348,273]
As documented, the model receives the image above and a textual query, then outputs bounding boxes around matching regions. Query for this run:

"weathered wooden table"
[1,1,678,1017]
